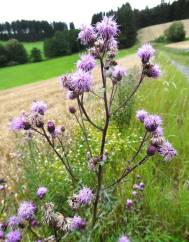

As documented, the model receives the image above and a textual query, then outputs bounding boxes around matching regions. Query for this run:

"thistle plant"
[7,16,177,241]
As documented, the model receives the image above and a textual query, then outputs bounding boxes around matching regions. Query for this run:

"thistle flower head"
[8,216,20,230]
[10,116,25,131]
[69,216,86,231]
[147,64,161,78]
[47,120,55,134]
[72,70,92,94]
[147,145,157,156]
[112,65,127,81]
[153,126,164,136]
[144,115,162,132]
[31,101,47,115]
[0,230,4,240]
[77,187,93,205]
[126,199,133,208]
[137,43,155,64]
[96,16,118,40]
[36,187,48,199]
[158,141,177,161]
[78,24,96,45]
[61,74,73,90]
[136,109,148,122]
[17,201,36,221]
[6,230,22,242]
[77,54,96,72]
[118,235,130,242]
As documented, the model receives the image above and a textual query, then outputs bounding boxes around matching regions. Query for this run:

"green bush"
[5,39,28,64]
[44,30,71,58]
[0,43,8,67]
[30,47,42,62]
[165,22,186,42]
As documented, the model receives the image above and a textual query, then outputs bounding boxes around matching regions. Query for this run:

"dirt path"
[0,54,139,181]
[166,40,189,50]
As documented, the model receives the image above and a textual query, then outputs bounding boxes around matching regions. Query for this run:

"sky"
[0,0,175,27]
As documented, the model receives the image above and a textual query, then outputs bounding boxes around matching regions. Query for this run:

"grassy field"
[0,46,137,90]
[0,40,43,54]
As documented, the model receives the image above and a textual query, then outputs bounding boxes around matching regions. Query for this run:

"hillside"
[137,19,189,43]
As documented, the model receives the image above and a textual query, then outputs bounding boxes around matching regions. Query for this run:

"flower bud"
[61,126,65,132]
[47,121,55,133]
[23,121,31,130]
[147,145,157,156]
[69,106,76,114]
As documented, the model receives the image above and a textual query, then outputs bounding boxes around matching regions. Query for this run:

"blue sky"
[0,0,175,27]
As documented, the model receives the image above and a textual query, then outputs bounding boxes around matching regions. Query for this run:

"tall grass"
[13,49,189,241]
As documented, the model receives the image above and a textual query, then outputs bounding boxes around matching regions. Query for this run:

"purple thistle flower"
[147,64,161,78]
[144,115,162,132]
[6,230,22,242]
[69,216,86,231]
[36,187,48,199]
[112,65,127,81]
[132,191,137,196]
[47,120,55,134]
[136,109,148,122]
[0,230,4,240]
[78,24,96,45]
[31,101,48,115]
[72,70,92,94]
[137,43,155,64]
[147,145,157,156]
[158,141,177,161]
[77,187,93,205]
[139,182,145,190]
[133,184,141,190]
[10,116,25,131]
[61,74,73,90]
[118,235,130,242]
[17,201,36,221]
[96,16,118,40]
[153,126,164,136]
[8,216,20,230]
[77,54,96,72]
[126,199,133,208]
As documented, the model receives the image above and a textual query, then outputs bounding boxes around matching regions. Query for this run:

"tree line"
[0,20,72,42]
[91,0,189,48]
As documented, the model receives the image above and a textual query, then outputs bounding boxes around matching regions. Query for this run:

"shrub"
[165,22,186,42]
[44,30,71,58]
[5,39,28,64]
[0,43,8,67]
[30,47,42,62]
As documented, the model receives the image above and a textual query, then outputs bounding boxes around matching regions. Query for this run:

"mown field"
[0,46,138,90]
